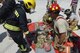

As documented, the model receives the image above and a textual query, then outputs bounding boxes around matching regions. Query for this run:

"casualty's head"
[48,3,61,19]
[19,0,36,13]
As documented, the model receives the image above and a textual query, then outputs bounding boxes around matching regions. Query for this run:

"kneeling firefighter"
[1,0,36,53]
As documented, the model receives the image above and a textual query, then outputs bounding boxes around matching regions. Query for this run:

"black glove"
[26,32,32,37]
[26,32,35,43]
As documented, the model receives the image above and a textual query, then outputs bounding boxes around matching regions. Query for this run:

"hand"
[24,31,33,38]
[23,31,30,38]
[23,31,29,35]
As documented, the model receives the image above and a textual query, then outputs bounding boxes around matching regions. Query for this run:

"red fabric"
[51,42,54,46]
[64,42,74,47]
[55,50,59,53]
[28,23,35,32]
[28,22,44,32]
[31,43,36,51]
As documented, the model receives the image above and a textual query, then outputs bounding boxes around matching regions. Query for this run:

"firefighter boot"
[19,45,32,53]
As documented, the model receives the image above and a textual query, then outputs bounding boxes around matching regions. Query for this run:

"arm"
[57,20,68,33]
[57,19,68,44]
[17,7,29,33]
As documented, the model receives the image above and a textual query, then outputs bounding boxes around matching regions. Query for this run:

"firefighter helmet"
[48,3,61,14]
[23,0,36,9]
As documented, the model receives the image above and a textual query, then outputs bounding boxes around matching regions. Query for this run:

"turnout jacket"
[4,4,29,32]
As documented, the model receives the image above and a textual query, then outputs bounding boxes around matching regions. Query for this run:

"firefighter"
[48,3,69,52]
[1,0,36,53]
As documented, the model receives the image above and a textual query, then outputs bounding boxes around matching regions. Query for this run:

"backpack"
[0,0,16,24]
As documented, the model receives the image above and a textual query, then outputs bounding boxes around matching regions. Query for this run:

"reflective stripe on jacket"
[3,23,21,31]
[3,4,28,32]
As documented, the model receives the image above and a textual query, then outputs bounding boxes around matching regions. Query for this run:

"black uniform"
[8,4,31,52]
[0,0,16,24]
[5,4,29,32]
[0,0,31,52]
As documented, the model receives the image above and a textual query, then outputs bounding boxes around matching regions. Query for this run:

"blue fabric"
[35,45,55,53]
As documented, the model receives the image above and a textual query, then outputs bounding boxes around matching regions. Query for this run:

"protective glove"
[23,31,34,39]
[23,31,31,36]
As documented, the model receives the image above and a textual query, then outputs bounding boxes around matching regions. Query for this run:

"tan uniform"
[54,16,69,51]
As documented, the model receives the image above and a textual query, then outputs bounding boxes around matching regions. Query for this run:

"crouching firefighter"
[1,0,36,53]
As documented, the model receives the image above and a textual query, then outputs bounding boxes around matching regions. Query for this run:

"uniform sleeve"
[56,19,67,33]
[18,8,29,32]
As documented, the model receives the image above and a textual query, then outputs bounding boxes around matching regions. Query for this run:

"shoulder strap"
[56,16,65,21]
